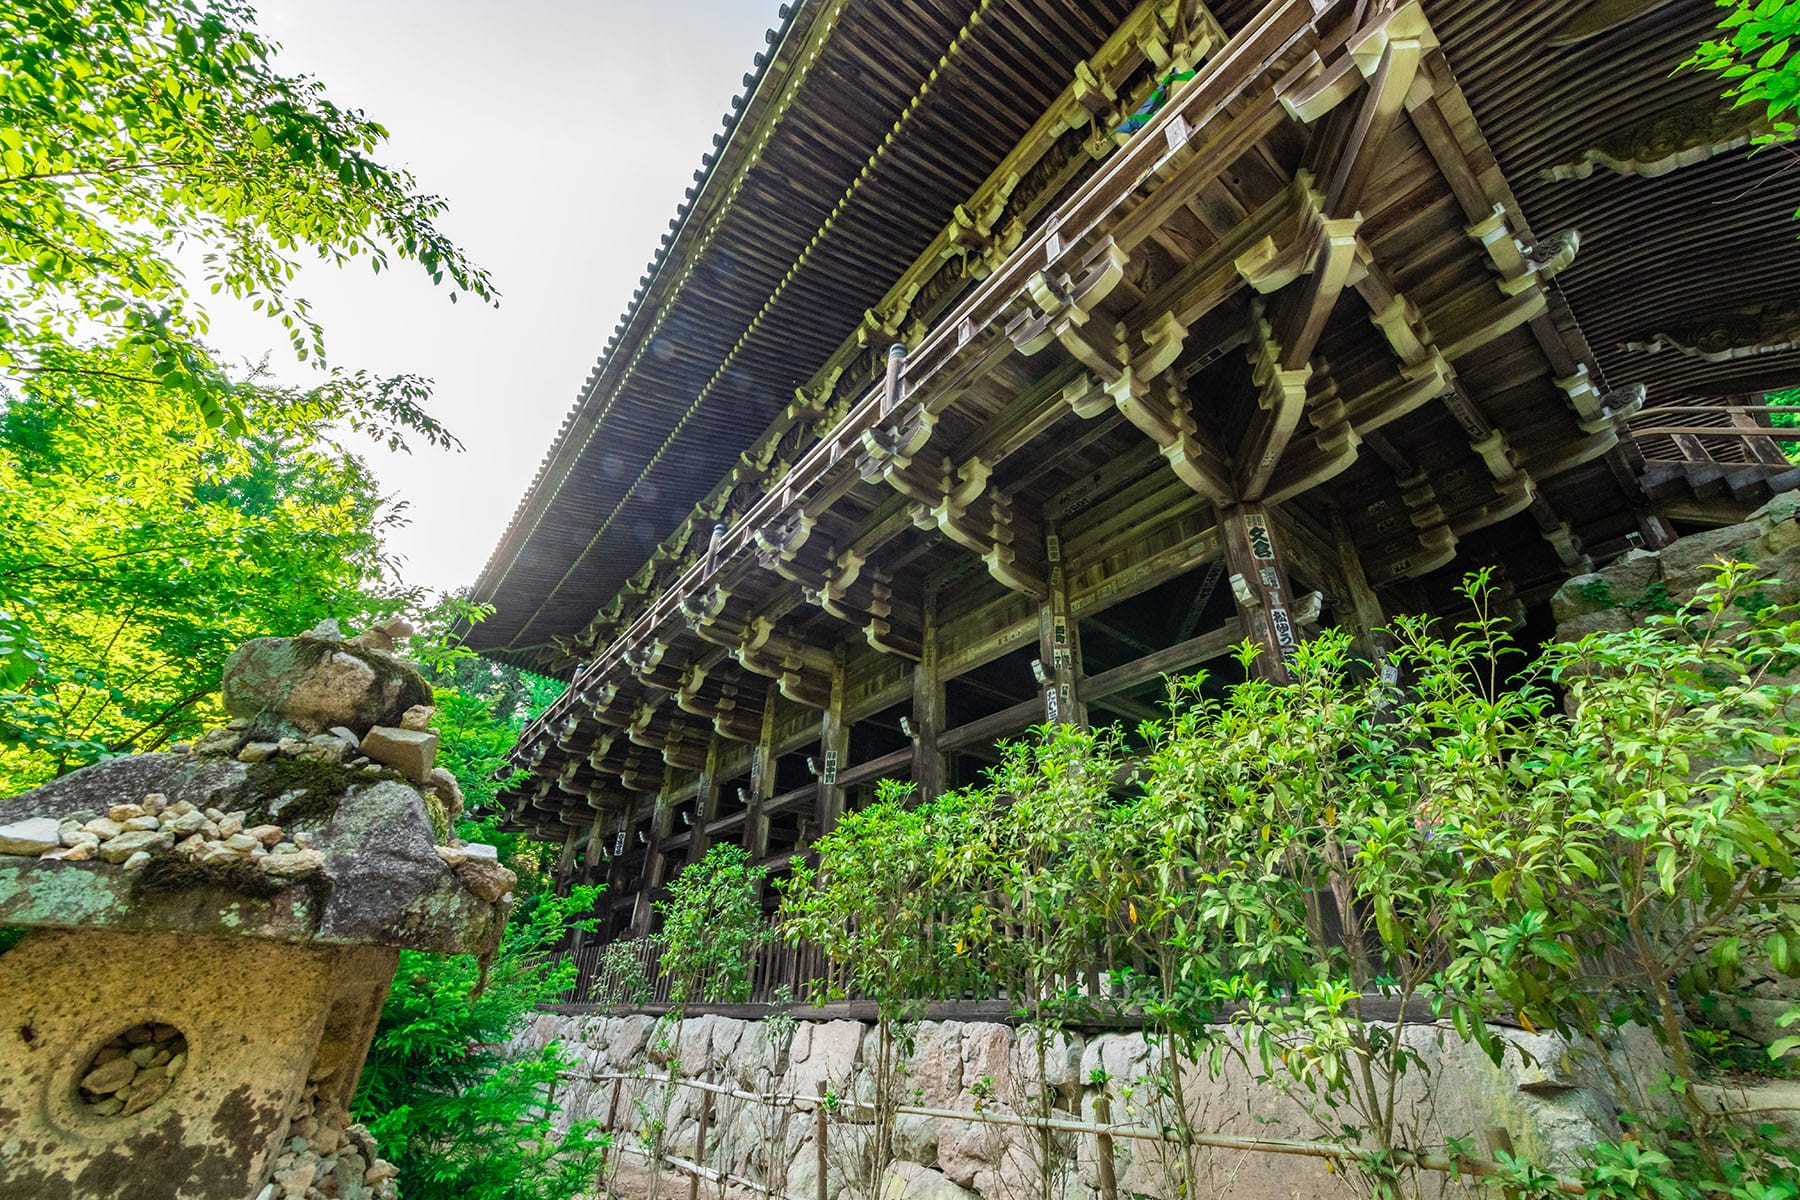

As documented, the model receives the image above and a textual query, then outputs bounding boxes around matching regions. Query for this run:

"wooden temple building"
[468,0,1800,964]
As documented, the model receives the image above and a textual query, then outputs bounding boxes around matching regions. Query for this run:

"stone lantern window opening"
[75,1021,189,1119]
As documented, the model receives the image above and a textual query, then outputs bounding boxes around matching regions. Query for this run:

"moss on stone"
[240,757,404,828]
[131,855,293,901]
[422,790,451,844]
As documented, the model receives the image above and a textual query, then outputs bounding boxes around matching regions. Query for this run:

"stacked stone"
[0,793,325,880]
[257,1084,399,1200]
[214,617,463,828]
[182,706,465,832]
[77,1023,188,1117]
[0,619,511,903]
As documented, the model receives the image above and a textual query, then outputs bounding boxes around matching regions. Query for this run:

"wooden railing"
[559,923,845,1011]
[554,908,1132,1015]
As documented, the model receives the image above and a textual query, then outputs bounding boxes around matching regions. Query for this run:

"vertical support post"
[1039,521,1086,727]
[599,1076,624,1173]
[632,767,677,936]
[1329,506,1388,666]
[911,588,945,800]
[814,1083,830,1200]
[1092,1091,1119,1200]
[817,645,848,834]
[565,810,609,963]
[749,681,780,864]
[1218,501,1300,683]
[882,343,907,418]
[554,828,582,894]
[687,736,722,865]
[689,1078,714,1200]
[604,803,636,940]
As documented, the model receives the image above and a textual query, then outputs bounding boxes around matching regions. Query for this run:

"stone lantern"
[0,623,516,1200]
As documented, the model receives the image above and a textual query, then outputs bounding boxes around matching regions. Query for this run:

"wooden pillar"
[1329,506,1388,666]
[566,810,609,958]
[581,810,608,879]
[1039,521,1086,727]
[554,827,582,894]
[687,736,722,865]
[817,645,848,833]
[748,681,779,862]
[631,766,676,936]
[911,589,946,801]
[604,804,635,938]
[1218,501,1300,683]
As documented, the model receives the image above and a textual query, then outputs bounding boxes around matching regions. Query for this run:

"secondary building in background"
[467,0,1800,978]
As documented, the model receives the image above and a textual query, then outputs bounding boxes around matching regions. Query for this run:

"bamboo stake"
[689,1072,713,1200]
[570,1069,1587,1194]
[815,1082,829,1200]
[1092,1091,1119,1200]
[599,1076,625,1174]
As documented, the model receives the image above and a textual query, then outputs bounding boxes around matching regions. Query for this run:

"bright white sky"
[198,0,781,594]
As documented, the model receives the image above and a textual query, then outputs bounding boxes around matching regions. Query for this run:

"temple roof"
[469,0,1145,663]
[471,0,1800,682]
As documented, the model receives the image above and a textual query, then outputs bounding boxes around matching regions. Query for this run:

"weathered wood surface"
[479,0,1800,947]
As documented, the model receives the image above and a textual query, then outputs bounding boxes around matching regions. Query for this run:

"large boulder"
[221,634,431,738]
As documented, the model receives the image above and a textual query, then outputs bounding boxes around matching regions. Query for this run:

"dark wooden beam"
[1080,618,1244,699]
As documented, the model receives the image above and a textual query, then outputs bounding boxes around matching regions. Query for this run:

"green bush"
[353,882,609,1200]
[658,842,769,1005]
[780,566,1800,1198]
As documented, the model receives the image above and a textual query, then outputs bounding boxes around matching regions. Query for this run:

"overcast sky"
[198,0,781,594]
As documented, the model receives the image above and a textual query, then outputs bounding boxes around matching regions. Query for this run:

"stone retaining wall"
[518,1012,1655,1200]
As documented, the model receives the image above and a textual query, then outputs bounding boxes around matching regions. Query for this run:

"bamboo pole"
[569,1070,1587,1195]
[815,1082,829,1200]
[1092,1091,1119,1200]
[611,1142,815,1200]
[689,1078,714,1200]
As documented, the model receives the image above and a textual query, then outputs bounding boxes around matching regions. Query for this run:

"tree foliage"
[0,341,415,789]
[658,842,769,1006]
[353,679,609,1200]
[1690,0,1800,143]
[354,878,609,1200]
[0,0,493,432]
[779,569,1800,1199]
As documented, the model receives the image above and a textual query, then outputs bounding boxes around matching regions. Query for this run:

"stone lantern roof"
[0,618,515,952]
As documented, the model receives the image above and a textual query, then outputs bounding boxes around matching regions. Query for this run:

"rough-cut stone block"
[259,849,326,879]
[360,726,439,783]
[882,1160,980,1200]
[451,857,517,902]
[0,817,62,856]
[221,634,431,737]
[961,1023,1013,1100]
[785,1018,863,1099]
[1656,520,1763,588]
[605,1015,655,1067]
[97,829,174,863]
[906,1021,965,1108]
[1011,1027,1083,1103]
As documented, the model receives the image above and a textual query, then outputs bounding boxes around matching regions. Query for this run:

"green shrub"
[353,881,609,1200]
[781,565,1800,1198]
